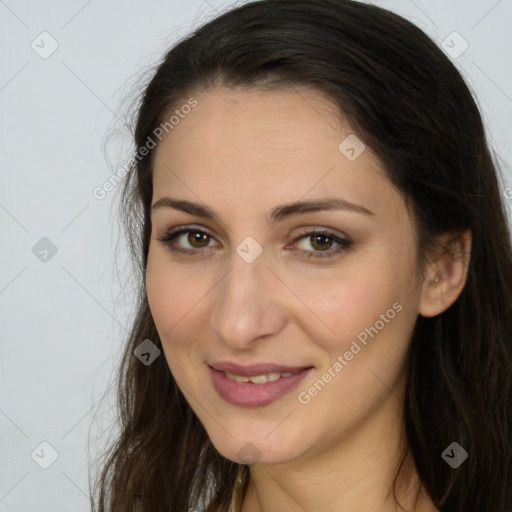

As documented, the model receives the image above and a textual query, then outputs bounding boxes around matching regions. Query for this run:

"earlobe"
[418,230,472,318]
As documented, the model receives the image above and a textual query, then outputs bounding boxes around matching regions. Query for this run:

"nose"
[209,249,288,350]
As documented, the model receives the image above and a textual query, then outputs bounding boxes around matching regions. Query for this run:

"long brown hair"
[92,1,512,510]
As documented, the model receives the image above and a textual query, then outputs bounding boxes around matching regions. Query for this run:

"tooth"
[226,372,249,383]
[224,371,297,383]
[248,374,268,384]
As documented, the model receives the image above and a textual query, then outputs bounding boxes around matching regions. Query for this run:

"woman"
[93,0,512,510]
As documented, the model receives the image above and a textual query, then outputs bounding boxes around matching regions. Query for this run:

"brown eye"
[309,233,335,251]
[156,226,220,255]
[187,231,210,248]
[292,229,353,259]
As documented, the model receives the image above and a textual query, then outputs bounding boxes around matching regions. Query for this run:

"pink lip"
[208,362,314,407]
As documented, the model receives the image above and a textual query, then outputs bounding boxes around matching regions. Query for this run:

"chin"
[207,427,306,466]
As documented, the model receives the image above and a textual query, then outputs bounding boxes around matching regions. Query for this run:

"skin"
[145,86,470,511]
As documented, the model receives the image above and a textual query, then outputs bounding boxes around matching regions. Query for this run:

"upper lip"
[208,361,313,376]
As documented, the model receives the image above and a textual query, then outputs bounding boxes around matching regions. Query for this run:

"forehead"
[155,86,343,165]
[151,86,403,222]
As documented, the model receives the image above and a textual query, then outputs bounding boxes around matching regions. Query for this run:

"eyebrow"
[151,196,374,225]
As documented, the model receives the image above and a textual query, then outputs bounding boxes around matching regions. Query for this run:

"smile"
[225,371,294,383]
[208,362,314,407]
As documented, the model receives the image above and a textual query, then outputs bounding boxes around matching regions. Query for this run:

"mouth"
[208,362,314,407]
[224,370,296,384]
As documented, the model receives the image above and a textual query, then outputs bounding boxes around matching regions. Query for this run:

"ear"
[418,229,472,318]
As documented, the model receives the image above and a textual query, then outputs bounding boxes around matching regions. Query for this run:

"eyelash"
[156,225,353,259]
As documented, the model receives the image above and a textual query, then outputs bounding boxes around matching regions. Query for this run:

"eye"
[156,226,219,255]
[289,229,352,259]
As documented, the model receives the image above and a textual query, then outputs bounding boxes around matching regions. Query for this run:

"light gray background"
[1,1,511,510]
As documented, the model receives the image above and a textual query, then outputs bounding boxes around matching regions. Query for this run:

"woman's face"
[146,86,426,465]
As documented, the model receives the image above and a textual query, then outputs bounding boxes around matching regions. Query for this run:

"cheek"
[291,260,406,345]
[289,245,420,380]
[145,263,175,336]
[145,264,191,385]
[291,266,417,436]
[145,248,205,337]
[145,255,194,368]
[145,250,216,378]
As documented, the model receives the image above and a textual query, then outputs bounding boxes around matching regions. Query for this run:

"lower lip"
[209,366,314,407]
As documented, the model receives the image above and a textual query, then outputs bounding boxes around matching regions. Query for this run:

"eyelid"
[164,223,217,240]
[289,225,349,242]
